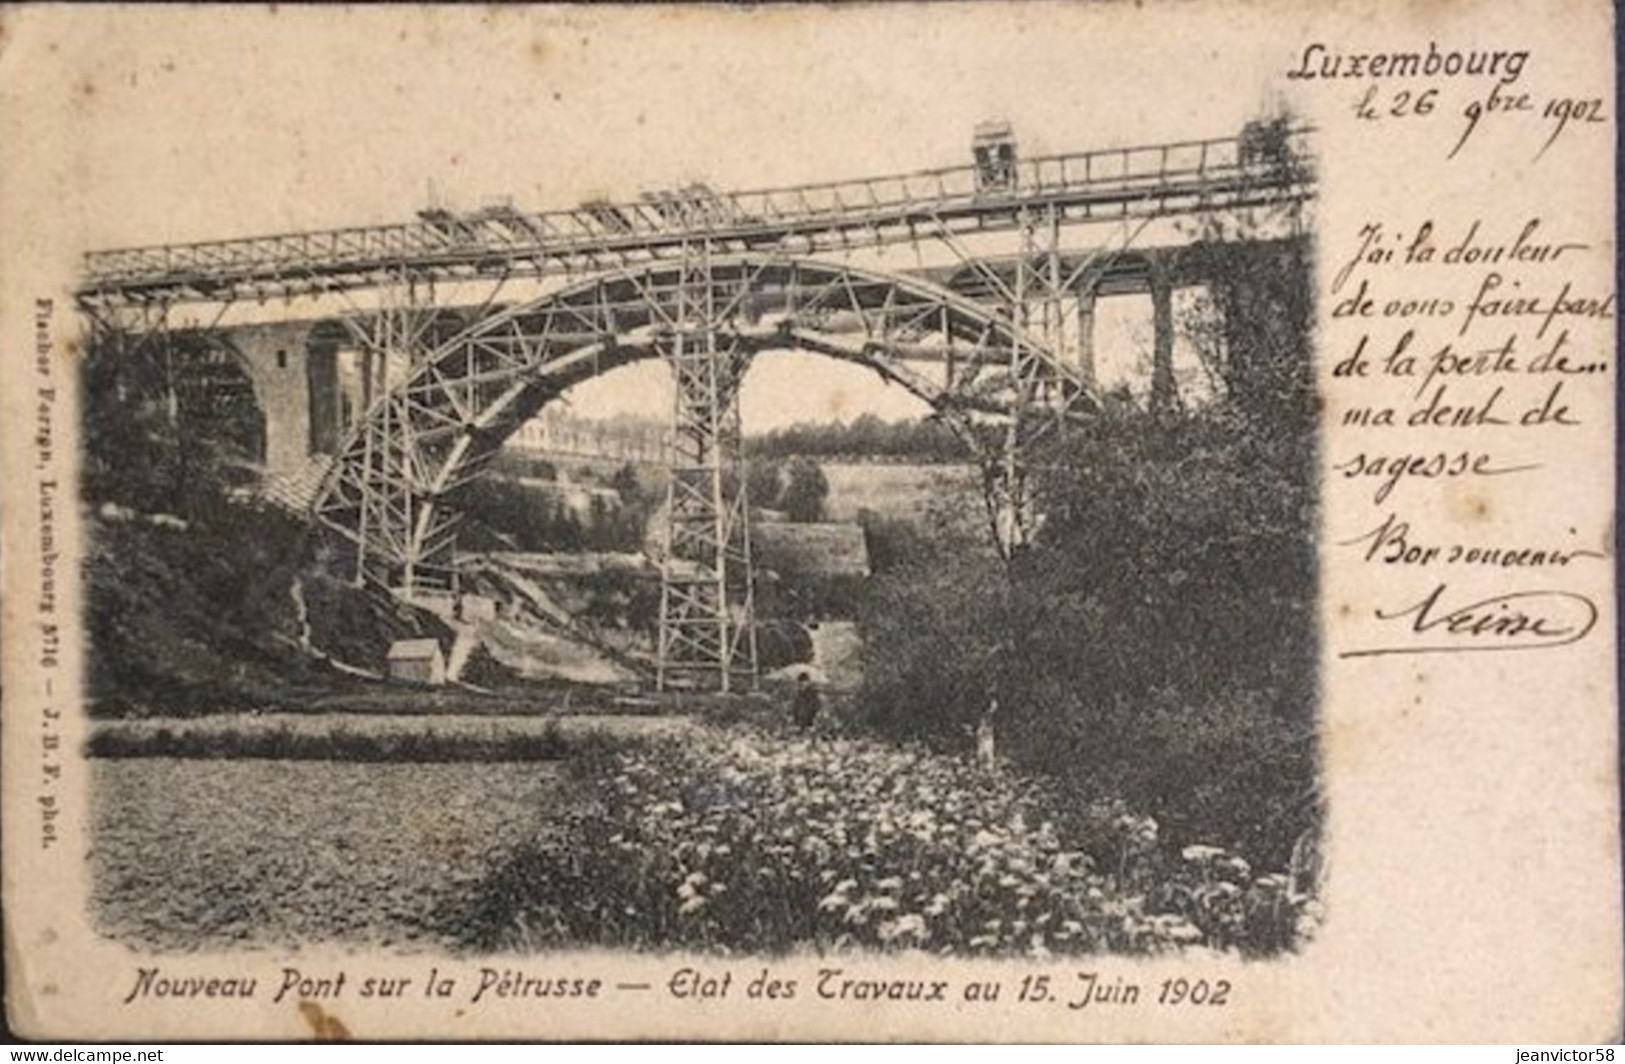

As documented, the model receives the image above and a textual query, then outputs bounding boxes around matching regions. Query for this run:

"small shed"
[386,638,447,686]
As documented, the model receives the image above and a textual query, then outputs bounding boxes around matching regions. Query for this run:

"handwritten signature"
[1341,582,1597,658]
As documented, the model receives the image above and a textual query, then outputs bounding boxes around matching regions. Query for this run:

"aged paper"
[1,0,1617,1043]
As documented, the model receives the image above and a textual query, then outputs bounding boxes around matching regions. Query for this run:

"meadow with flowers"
[448,723,1320,957]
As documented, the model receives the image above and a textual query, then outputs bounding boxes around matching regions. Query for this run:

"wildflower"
[1052,851,1088,876]
[879,914,927,943]
[1160,918,1204,944]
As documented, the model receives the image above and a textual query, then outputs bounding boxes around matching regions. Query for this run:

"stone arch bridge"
[78,122,1313,689]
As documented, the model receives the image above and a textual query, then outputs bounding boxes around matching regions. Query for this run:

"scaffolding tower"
[656,241,759,692]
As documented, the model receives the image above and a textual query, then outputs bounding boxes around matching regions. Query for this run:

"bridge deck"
[80,129,1312,307]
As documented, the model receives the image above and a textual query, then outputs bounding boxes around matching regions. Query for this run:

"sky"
[6,4,1292,431]
[22,6,1292,246]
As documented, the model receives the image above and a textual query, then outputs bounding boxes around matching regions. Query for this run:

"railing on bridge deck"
[80,128,1312,304]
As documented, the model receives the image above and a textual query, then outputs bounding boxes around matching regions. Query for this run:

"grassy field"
[820,463,976,522]
[90,758,570,952]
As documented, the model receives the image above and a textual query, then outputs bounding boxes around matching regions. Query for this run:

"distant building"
[510,409,670,463]
[386,638,447,685]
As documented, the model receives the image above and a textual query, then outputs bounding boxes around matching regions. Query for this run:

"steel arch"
[312,253,1096,590]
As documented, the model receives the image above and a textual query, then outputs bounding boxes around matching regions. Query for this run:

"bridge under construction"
[77,120,1314,691]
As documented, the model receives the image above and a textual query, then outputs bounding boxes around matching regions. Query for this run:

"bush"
[756,620,814,671]
[746,415,969,463]
[780,457,829,523]
[857,509,929,575]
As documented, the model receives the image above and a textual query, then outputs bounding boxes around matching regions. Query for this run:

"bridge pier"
[306,334,344,456]
[1149,260,1178,416]
[359,347,378,414]
[217,320,360,478]
[223,322,342,475]
[1074,289,1097,387]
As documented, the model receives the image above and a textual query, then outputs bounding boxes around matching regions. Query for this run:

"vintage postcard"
[0,0,1616,1043]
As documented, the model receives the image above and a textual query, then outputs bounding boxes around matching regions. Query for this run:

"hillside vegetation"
[857,232,1319,869]
[80,341,460,715]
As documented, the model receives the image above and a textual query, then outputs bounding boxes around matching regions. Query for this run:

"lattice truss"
[80,130,1312,306]
[78,125,1314,688]
[655,244,756,690]
[311,252,1100,638]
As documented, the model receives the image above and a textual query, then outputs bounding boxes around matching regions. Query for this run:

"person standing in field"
[792,672,821,732]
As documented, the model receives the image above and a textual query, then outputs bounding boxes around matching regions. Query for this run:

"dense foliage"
[857,231,1318,869]
[80,333,262,525]
[747,414,969,463]
[744,456,830,523]
[451,726,1318,956]
[457,462,656,554]
[79,336,463,715]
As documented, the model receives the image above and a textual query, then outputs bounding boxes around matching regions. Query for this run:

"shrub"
[780,457,830,523]
[756,620,814,671]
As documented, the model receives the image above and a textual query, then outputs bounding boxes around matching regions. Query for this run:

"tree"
[854,183,1319,864]
[858,492,1008,746]
[746,416,969,462]
[745,459,783,512]
[780,457,829,523]
[609,462,641,503]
